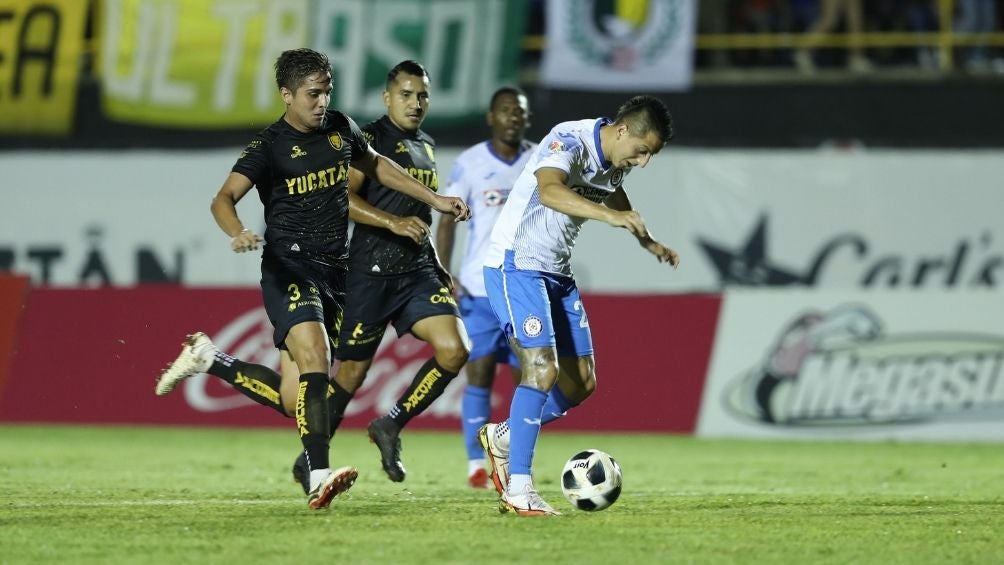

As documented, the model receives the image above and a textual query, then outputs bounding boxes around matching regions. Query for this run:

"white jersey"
[442,139,536,296]
[484,118,629,276]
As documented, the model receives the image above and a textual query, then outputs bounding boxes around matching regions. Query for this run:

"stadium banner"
[697,290,1004,442]
[0,288,719,433]
[315,0,526,127]
[539,0,696,92]
[99,0,525,129]
[100,0,308,127]
[0,0,87,135]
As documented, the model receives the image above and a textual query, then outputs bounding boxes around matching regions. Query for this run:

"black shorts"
[335,267,460,361]
[260,250,346,351]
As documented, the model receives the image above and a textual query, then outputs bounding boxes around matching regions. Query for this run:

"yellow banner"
[0,0,87,135]
[99,0,308,128]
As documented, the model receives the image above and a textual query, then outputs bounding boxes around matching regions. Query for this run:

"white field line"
[7,499,295,508]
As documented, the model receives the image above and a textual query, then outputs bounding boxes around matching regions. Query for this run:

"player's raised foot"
[306,466,358,510]
[478,423,509,496]
[155,332,215,396]
[468,467,489,489]
[367,416,406,482]
[499,484,561,517]
[291,452,309,495]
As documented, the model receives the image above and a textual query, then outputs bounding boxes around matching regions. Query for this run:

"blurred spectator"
[732,0,787,67]
[795,0,874,73]
[955,0,999,72]
[698,0,730,68]
[868,1,939,69]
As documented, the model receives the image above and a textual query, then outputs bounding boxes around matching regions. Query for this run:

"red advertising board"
[0,274,30,399]
[0,287,719,433]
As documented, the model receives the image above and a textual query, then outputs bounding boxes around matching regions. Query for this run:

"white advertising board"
[4,149,1004,291]
[697,290,1004,442]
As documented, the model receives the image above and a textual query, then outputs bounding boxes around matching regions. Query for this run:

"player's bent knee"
[335,361,369,391]
[435,341,470,372]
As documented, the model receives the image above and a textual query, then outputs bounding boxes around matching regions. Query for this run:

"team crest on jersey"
[611,168,625,186]
[548,140,565,153]
[522,315,543,338]
[327,133,343,150]
[424,143,435,162]
[482,188,506,207]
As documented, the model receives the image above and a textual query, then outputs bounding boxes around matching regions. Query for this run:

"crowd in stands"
[697,0,1002,73]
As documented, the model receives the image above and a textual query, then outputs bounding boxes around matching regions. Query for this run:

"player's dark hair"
[386,60,429,89]
[489,86,527,111]
[274,48,331,92]
[615,95,674,143]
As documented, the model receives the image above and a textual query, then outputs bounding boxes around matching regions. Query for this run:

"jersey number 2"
[573,300,589,328]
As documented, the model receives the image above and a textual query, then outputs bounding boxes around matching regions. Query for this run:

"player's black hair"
[386,60,430,89]
[614,95,674,143]
[274,48,331,92]
[489,86,527,111]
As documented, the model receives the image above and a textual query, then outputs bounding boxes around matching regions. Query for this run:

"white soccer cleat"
[155,332,216,396]
[478,423,509,497]
[499,484,561,517]
[307,466,358,510]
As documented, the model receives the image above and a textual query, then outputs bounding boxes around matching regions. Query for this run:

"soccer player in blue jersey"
[479,96,679,515]
[436,87,535,488]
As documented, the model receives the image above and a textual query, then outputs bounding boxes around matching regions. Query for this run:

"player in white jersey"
[479,96,679,516]
[436,87,536,489]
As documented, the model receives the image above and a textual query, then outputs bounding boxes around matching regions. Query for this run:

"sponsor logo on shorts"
[522,315,543,337]
[431,287,457,306]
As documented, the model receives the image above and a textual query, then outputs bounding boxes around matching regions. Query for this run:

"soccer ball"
[560,449,623,511]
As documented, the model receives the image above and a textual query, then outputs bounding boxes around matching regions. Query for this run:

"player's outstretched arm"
[352,148,470,221]
[345,167,430,245]
[536,168,622,223]
[434,217,457,272]
[605,186,679,268]
[210,172,264,253]
[426,238,456,292]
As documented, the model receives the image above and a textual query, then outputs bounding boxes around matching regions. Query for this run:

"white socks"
[309,468,331,491]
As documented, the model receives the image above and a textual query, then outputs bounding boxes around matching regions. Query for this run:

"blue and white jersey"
[442,139,536,296]
[484,118,629,276]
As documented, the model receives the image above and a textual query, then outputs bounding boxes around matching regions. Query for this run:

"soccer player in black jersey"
[314,59,472,484]
[155,49,470,510]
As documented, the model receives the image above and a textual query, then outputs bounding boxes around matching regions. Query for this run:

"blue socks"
[541,385,575,424]
[508,385,548,476]
[462,385,491,460]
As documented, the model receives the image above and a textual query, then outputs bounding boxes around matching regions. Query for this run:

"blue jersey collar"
[484,140,523,166]
[594,117,613,170]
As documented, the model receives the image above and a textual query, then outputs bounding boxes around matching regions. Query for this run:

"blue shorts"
[483,250,594,357]
[460,295,519,367]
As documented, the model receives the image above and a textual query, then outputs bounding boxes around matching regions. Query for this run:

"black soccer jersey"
[348,115,439,275]
[232,109,369,267]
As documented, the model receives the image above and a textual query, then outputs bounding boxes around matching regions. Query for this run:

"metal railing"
[521,0,1004,72]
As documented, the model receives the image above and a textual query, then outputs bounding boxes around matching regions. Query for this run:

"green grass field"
[1,425,1002,564]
